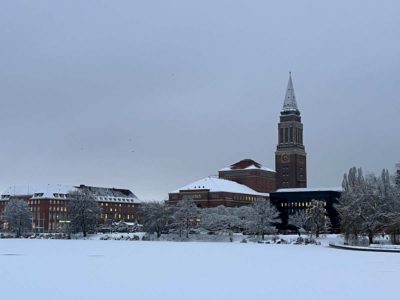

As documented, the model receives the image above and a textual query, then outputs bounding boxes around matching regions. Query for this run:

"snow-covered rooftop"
[171,177,269,197]
[219,165,275,172]
[1,184,75,198]
[275,187,343,193]
[1,184,140,203]
[219,159,275,172]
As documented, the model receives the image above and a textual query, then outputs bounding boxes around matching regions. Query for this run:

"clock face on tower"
[281,154,290,163]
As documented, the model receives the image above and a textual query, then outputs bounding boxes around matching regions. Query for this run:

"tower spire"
[282,72,299,114]
[275,73,307,189]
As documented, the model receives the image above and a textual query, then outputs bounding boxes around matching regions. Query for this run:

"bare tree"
[245,198,279,240]
[171,197,199,238]
[139,201,172,238]
[3,198,32,237]
[67,189,102,237]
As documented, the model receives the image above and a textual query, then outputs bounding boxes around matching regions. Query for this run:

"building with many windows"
[0,184,141,232]
[168,176,269,208]
[270,187,342,231]
[168,74,307,208]
[168,74,342,230]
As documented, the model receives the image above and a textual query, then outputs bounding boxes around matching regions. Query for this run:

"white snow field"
[1,239,399,300]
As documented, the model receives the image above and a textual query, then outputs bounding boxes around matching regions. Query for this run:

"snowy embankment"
[1,239,400,300]
[329,242,400,252]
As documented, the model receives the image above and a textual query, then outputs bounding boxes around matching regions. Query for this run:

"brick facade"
[275,81,307,189]
[168,189,268,208]
[219,159,276,193]
[0,185,141,232]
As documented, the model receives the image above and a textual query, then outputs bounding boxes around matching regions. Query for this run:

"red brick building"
[168,176,269,208]
[168,74,309,207]
[219,159,276,193]
[0,184,141,232]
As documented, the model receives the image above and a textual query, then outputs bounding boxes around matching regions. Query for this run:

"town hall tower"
[275,73,307,189]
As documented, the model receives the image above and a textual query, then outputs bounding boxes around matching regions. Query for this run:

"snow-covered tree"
[234,205,254,229]
[336,167,364,243]
[337,167,398,244]
[201,206,240,241]
[67,189,102,237]
[395,162,400,187]
[201,207,227,233]
[244,198,279,240]
[171,197,199,238]
[381,166,400,244]
[139,201,172,238]
[288,210,308,236]
[3,198,32,237]
[306,200,331,238]
[288,201,331,238]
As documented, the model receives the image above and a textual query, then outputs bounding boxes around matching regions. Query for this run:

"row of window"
[279,127,303,144]
[49,200,65,204]
[29,200,41,205]
[101,213,134,220]
[100,203,135,208]
[234,195,259,201]
[49,206,67,212]
[281,201,327,208]
[28,199,66,205]
[30,193,136,203]
[28,201,135,210]
[97,196,136,203]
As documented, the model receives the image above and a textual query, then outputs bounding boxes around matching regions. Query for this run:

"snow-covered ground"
[1,239,399,300]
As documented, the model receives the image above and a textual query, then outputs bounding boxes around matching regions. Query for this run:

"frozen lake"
[0,239,399,300]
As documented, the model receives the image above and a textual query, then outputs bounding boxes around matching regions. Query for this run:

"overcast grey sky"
[0,1,399,200]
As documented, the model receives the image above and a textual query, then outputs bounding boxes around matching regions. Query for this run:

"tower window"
[290,127,293,142]
[300,129,303,144]
[284,128,289,143]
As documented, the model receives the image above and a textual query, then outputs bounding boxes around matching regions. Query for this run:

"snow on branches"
[288,200,331,238]
[170,196,199,238]
[67,189,102,237]
[3,198,32,237]
[244,198,280,240]
[336,167,400,245]
[139,202,172,238]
